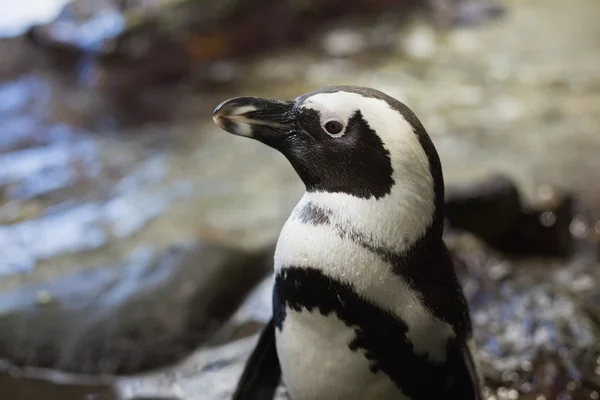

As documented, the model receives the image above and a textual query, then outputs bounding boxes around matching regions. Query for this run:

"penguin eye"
[322,120,345,137]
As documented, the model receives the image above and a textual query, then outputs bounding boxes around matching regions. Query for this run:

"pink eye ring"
[322,119,345,137]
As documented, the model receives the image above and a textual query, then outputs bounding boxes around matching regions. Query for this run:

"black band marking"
[295,202,472,339]
[273,267,480,399]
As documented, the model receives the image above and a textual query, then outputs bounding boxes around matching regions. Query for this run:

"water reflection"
[0,153,194,276]
[0,0,68,37]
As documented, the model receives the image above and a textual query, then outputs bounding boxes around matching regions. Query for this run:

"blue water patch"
[0,0,70,37]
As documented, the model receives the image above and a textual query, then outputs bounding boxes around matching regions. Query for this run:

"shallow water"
[0,0,68,37]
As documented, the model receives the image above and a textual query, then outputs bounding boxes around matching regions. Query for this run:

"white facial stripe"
[301,92,430,173]
[302,92,360,122]
[275,207,455,362]
[301,92,435,251]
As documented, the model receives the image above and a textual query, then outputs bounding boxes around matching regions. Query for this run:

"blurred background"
[0,0,599,399]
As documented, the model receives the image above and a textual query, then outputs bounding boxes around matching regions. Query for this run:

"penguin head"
[213,86,444,243]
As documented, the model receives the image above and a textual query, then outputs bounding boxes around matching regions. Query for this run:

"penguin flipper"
[443,338,483,400]
[232,317,281,400]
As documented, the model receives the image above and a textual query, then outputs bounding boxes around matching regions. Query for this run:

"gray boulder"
[0,241,273,374]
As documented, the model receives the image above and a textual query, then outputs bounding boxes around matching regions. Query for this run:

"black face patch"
[273,267,481,400]
[277,108,395,200]
[295,86,446,233]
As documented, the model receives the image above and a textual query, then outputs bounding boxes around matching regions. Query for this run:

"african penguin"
[213,86,483,400]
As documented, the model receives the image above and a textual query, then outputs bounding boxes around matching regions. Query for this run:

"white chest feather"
[274,197,455,360]
[276,309,407,400]
[272,194,456,399]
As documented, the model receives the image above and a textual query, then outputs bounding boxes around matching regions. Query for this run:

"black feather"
[443,339,483,400]
[232,318,281,400]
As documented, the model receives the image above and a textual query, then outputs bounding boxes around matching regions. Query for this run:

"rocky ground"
[0,0,600,399]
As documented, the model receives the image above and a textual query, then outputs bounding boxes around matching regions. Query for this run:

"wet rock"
[29,0,423,58]
[0,241,274,375]
[0,150,194,275]
[451,1,505,26]
[23,0,446,96]
[113,335,284,400]
[0,37,50,81]
[445,175,584,258]
[447,232,600,399]
[26,0,126,54]
[429,0,505,27]
[0,365,117,400]
[466,256,600,399]
[445,174,522,240]
[205,275,274,347]
[112,275,285,400]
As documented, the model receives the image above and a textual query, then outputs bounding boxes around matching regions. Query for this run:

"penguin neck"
[300,178,442,256]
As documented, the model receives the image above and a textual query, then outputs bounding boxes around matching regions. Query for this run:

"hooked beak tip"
[212,112,226,131]
[212,98,257,137]
[212,100,227,130]
[213,98,235,117]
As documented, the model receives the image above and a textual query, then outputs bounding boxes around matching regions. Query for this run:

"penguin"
[213,86,483,400]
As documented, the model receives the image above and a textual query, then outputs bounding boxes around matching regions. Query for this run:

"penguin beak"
[212,96,296,145]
